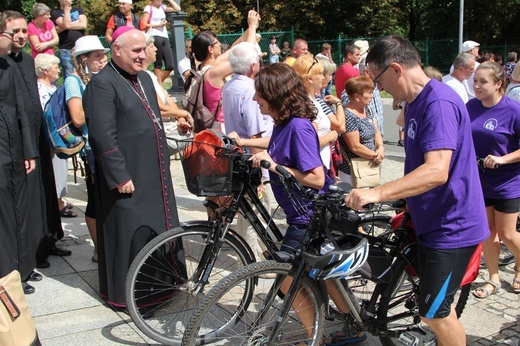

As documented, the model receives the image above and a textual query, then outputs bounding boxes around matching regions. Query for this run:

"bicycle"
[125,132,389,345]
[182,165,475,346]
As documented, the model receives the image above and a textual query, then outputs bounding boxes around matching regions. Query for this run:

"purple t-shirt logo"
[483,118,498,131]
[407,119,417,139]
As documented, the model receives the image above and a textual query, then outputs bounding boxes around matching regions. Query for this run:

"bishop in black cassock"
[83,28,180,307]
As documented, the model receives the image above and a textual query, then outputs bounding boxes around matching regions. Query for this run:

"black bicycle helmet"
[305,237,369,280]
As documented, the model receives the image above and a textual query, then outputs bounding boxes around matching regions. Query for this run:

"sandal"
[64,202,74,210]
[325,327,367,346]
[59,207,77,218]
[472,279,501,299]
[512,267,520,293]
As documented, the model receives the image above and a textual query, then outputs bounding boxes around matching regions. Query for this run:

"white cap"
[353,40,369,56]
[462,40,479,53]
[119,0,132,4]
[72,36,110,57]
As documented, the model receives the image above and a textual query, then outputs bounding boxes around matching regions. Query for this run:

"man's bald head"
[292,39,308,58]
[112,29,147,75]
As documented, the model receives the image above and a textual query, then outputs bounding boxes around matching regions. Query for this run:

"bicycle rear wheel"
[126,225,253,345]
[182,261,325,346]
[377,260,436,346]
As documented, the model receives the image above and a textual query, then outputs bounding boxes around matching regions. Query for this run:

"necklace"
[109,62,162,130]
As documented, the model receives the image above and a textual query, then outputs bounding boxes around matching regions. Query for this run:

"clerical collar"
[110,61,138,81]
[9,50,22,61]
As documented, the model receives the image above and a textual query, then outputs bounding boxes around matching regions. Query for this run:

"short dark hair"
[254,63,316,125]
[366,35,421,71]
[3,10,25,23]
[343,44,359,58]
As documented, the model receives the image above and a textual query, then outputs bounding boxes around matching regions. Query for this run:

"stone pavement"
[26,111,520,345]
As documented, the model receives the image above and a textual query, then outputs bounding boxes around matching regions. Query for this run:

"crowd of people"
[1,3,520,345]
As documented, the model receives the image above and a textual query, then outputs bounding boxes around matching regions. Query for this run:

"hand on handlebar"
[227,131,242,146]
[250,151,275,170]
[345,187,380,211]
[481,155,502,169]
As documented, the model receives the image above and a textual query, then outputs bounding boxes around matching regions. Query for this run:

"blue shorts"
[280,224,307,254]
[416,242,478,319]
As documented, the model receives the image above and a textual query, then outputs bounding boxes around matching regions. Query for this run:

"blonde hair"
[477,61,505,95]
[317,56,336,75]
[292,54,323,78]
[423,66,443,82]
[34,54,60,76]
[71,47,90,85]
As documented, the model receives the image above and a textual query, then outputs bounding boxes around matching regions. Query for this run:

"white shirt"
[178,56,191,82]
[311,97,332,169]
[442,74,469,104]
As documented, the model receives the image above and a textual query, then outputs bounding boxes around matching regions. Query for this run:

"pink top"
[203,68,224,123]
[28,20,56,58]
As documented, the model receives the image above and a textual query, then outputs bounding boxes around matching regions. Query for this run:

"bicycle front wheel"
[182,261,325,346]
[126,225,253,345]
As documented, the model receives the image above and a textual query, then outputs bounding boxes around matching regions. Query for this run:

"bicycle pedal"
[397,328,436,346]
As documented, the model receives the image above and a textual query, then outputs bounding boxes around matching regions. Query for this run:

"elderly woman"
[469,62,520,298]
[293,54,345,176]
[28,3,59,58]
[68,35,109,262]
[142,34,191,153]
[337,76,384,185]
[142,0,181,84]
[506,63,520,102]
[34,54,75,220]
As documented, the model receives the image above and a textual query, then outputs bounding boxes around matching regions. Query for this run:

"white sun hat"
[72,35,110,57]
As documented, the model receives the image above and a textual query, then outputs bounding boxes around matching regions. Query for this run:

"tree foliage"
[0,0,518,45]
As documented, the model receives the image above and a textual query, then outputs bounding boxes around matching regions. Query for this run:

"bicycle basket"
[176,130,241,196]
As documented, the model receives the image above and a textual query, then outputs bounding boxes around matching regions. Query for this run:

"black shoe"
[50,246,72,257]
[29,271,43,282]
[22,282,35,294]
[36,260,50,269]
[397,140,404,147]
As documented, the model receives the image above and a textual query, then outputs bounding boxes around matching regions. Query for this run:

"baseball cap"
[462,40,480,53]
[119,0,132,4]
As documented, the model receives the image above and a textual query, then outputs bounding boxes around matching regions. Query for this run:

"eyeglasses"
[210,40,220,47]
[372,64,391,84]
[307,58,319,74]
[0,31,15,40]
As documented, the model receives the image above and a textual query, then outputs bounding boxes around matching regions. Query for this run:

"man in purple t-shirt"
[346,36,489,346]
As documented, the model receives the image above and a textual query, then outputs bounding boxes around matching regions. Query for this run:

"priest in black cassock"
[83,27,180,309]
[0,15,38,288]
[4,11,67,282]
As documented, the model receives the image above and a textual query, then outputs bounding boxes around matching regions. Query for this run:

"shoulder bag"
[343,110,381,188]
[0,270,40,346]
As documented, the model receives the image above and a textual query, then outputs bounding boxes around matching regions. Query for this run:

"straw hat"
[72,36,110,57]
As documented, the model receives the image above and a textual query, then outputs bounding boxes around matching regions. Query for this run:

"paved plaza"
[25,99,520,345]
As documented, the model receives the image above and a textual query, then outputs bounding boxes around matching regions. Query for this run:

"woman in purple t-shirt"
[468,62,520,298]
[231,64,366,344]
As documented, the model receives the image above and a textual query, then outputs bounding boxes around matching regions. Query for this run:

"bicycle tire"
[377,259,436,346]
[358,214,392,237]
[182,260,325,346]
[126,225,254,345]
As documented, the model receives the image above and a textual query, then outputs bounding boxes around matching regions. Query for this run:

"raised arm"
[164,0,181,12]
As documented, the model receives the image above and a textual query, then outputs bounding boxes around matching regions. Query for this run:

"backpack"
[42,75,86,159]
[182,66,221,133]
